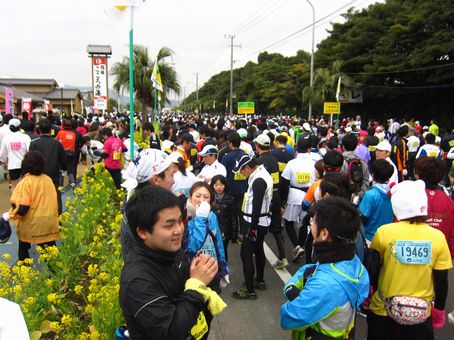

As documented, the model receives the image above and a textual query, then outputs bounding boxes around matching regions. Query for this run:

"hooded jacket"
[358,184,394,241]
[280,256,369,339]
[120,245,212,340]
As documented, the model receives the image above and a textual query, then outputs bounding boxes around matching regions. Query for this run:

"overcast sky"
[0,0,381,100]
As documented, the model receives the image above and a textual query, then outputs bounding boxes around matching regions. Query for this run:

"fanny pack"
[380,293,430,325]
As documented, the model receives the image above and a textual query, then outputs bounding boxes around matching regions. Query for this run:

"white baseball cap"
[198,145,218,156]
[375,141,392,153]
[253,134,271,147]
[9,118,21,128]
[391,180,427,221]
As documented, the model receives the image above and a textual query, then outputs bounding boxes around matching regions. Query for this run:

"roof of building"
[0,84,44,102]
[0,78,59,87]
[44,88,82,100]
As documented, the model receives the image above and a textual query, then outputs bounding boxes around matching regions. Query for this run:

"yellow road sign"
[238,102,255,114]
[323,102,340,114]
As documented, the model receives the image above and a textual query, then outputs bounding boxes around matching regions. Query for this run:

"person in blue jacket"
[186,181,229,293]
[280,196,370,339]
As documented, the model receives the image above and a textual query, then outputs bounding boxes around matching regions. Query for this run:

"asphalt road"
[1,172,453,339]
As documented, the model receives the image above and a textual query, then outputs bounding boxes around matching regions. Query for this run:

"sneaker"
[291,246,304,262]
[232,288,257,300]
[254,280,267,291]
[448,311,454,325]
[273,258,289,269]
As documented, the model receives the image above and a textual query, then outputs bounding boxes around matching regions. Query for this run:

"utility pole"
[226,35,240,116]
[306,0,315,121]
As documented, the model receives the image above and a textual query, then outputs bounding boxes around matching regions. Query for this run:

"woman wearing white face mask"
[185,182,230,293]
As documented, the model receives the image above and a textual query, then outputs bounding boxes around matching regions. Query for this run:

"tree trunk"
[141,101,148,123]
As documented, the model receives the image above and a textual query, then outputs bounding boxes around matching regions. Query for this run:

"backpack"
[347,158,363,186]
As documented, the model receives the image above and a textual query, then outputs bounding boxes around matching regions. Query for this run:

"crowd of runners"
[0,109,454,339]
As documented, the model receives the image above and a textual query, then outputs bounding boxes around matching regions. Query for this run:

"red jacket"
[425,187,454,257]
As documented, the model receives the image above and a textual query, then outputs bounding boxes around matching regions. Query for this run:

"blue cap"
[232,154,253,173]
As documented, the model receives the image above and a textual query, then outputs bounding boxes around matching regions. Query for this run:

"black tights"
[18,240,56,261]
[285,219,308,248]
[241,228,267,293]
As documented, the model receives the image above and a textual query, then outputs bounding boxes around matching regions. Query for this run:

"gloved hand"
[220,274,230,288]
[2,212,10,222]
[246,228,257,242]
[184,278,227,315]
[402,169,408,177]
[284,284,300,301]
[196,201,210,218]
[432,307,445,329]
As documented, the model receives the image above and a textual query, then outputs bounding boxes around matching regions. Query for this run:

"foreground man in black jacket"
[120,186,226,339]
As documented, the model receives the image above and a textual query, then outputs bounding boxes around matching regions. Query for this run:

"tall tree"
[111,45,181,122]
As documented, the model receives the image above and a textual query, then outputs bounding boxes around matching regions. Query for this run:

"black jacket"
[120,245,212,340]
[212,193,235,239]
[30,135,67,184]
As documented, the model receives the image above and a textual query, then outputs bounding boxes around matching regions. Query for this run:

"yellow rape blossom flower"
[87,264,98,276]
[74,285,83,295]
[47,293,58,304]
[49,321,62,333]
[61,314,72,326]
[2,253,11,260]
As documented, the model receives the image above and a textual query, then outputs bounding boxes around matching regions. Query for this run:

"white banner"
[92,56,108,110]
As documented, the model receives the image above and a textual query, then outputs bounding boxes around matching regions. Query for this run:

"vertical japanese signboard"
[92,57,108,111]
[5,87,14,115]
[21,98,32,119]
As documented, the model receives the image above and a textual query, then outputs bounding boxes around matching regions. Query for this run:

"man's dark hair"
[327,137,338,150]
[323,150,344,170]
[297,137,311,153]
[21,150,46,176]
[275,134,287,145]
[319,179,339,198]
[227,132,241,148]
[311,196,361,243]
[266,132,275,146]
[397,125,409,138]
[38,119,52,134]
[143,122,154,132]
[424,133,436,144]
[371,159,394,184]
[100,127,112,138]
[180,133,194,144]
[126,186,180,240]
[415,157,445,186]
[341,134,358,151]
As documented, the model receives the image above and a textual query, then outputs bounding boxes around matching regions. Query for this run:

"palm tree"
[111,45,181,122]
[302,60,344,113]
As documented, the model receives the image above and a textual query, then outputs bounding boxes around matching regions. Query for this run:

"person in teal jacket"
[186,182,230,293]
[280,197,370,339]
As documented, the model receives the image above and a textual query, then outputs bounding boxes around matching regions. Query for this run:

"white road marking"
[263,242,292,283]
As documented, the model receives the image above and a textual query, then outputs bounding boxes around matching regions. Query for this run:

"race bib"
[191,148,198,156]
[234,172,246,180]
[278,162,286,172]
[396,240,432,265]
[113,151,121,160]
[201,233,218,262]
[295,172,310,183]
[190,311,209,340]
[271,172,279,184]
[10,142,22,151]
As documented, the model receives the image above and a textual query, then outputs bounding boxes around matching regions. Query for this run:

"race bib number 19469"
[396,240,432,265]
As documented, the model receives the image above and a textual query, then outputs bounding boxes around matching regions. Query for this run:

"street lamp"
[306,0,315,121]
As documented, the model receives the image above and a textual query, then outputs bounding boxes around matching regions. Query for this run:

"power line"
[251,0,361,55]
[229,0,282,35]
[233,0,290,36]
